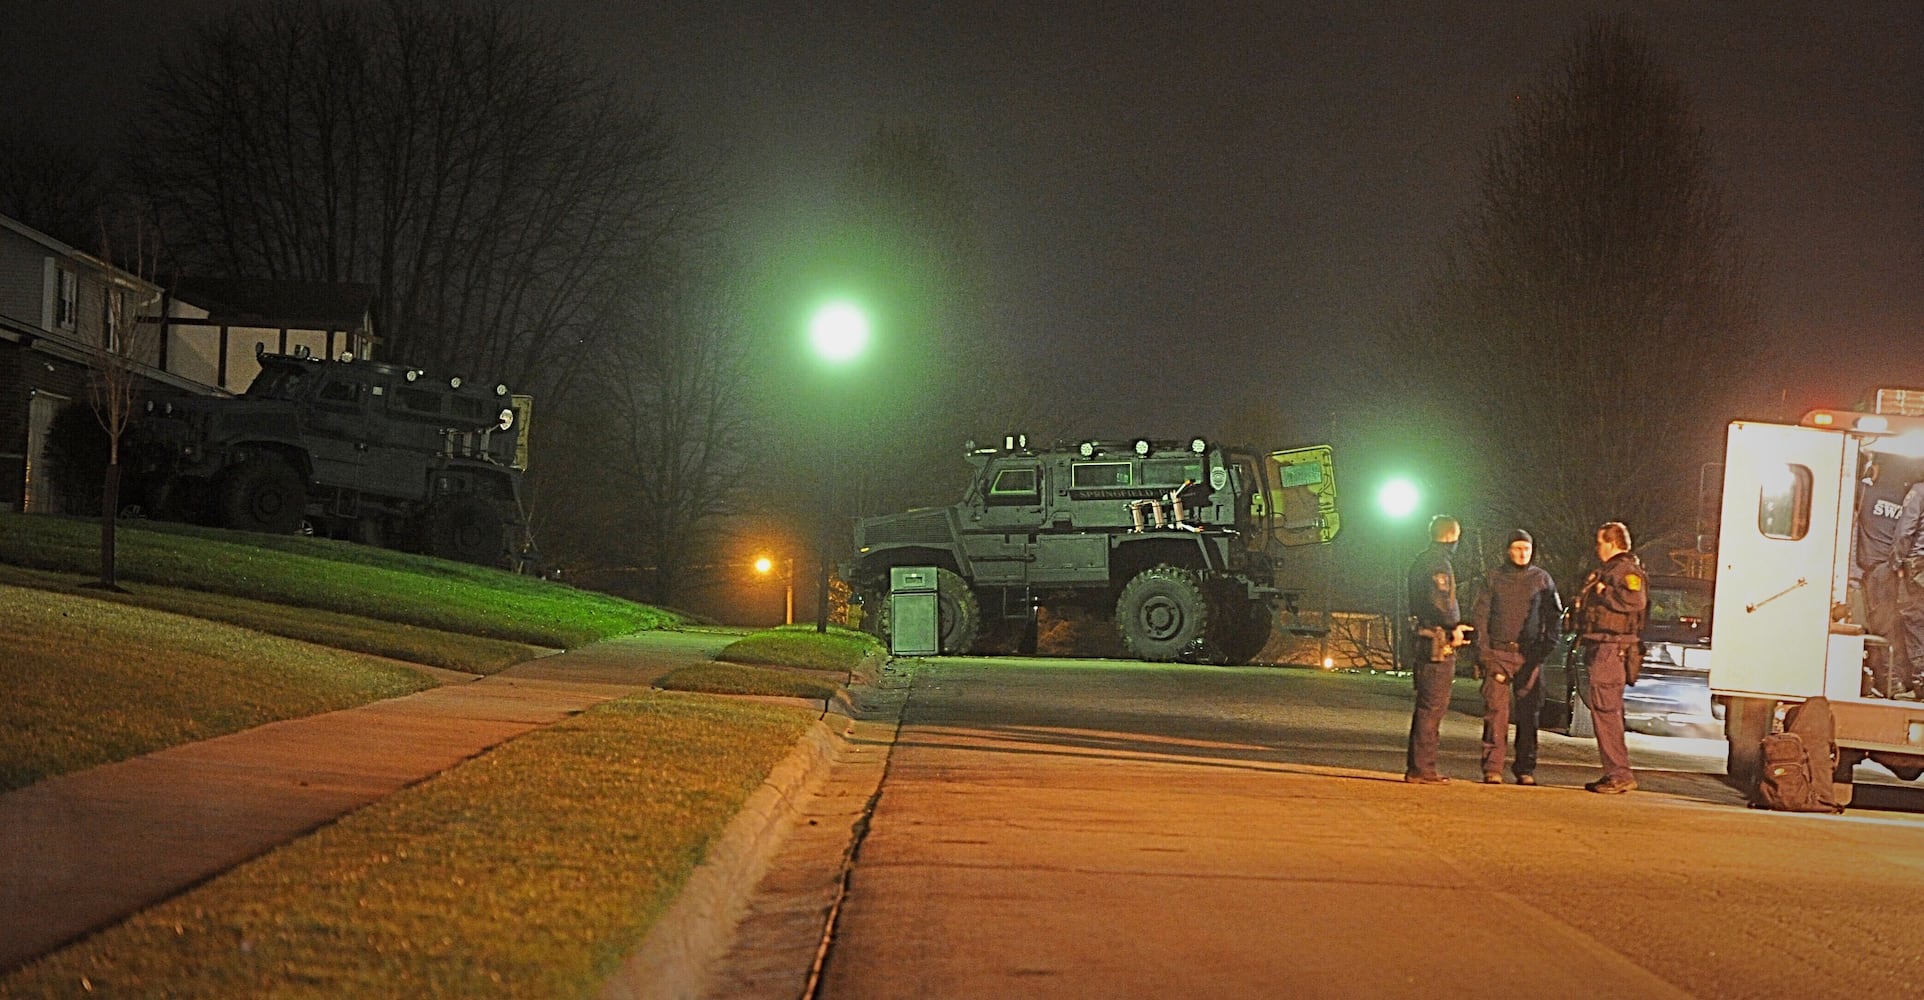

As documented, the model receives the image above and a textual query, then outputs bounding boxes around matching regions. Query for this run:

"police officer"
[1854,455,1910,694]
[1572,521,1648,794]
[1889,475,1924,698]
[1470,529,1562,785]
[1404,514,1471,784]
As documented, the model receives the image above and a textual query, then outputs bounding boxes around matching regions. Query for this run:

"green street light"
[1377,477,1419,520]
[808,300,870,364]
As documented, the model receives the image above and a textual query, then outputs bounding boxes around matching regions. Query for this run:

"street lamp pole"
[755,555,796,626]
[806,298,871,634]
[1378,477,1422,673]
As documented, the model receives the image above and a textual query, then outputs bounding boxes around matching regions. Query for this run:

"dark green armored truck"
[131,350,528,566]
[849,436,1338,662]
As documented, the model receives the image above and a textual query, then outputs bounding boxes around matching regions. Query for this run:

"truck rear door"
[1710,421,1855,700]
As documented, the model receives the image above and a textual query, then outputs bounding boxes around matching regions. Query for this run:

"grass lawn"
[2,693,815,998]
[656,661,843,701]
[0,565,539,675]
[0,585,435,792]
[0,512,679,649]
[716,624,883,676]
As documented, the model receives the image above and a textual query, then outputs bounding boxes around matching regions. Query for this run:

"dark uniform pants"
[1406,655,1455,778]
[1867,564,1910,689]
[1899,573,1924,691]
[1480,650,1541,777]
[1584,639,1635,782]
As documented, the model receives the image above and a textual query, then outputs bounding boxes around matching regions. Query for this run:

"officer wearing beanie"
[1469,529,1562,784]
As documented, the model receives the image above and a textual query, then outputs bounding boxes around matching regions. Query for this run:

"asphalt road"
[813,657,1924,999]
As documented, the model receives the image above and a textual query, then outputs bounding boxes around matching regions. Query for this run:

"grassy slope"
[2,694,815,998]
[0,586,435,791]
[0,511,678,648]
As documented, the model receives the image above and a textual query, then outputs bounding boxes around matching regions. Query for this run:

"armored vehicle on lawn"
[131,349,528,566]
[849,436,1338,662]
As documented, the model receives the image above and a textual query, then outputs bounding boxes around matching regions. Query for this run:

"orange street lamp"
[754,554,794,625]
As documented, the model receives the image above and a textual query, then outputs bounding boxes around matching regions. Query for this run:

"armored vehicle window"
[1073,462,1131,488]
[1758,463,1812,540]
[245,366,310,400]
[395,387,443,415]
[989,466,1041,506]
[316,379,360,404]
[1143,459,1203,484]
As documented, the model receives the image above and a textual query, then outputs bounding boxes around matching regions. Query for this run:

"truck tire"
[1209,585,1274,665]
[934,567,982,655]
[1116,565,1210,662]
[217,456,305,535]
[427,495,507,565]
[1724,696,1776,791]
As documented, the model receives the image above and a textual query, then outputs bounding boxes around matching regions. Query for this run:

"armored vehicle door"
[304,372,367,491]
[964,459,1046,586]
[1710,421,1854,700]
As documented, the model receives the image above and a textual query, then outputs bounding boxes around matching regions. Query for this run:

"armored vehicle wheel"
[1116,565,1210,662]
[934,568,983,654]
[1210,589,1273,665]
[217,456,305,534]
[427,495,508,565]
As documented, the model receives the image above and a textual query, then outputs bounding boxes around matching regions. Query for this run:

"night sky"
[7,0,1921,477]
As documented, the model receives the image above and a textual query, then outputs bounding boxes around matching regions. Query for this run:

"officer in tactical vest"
[1404,514,1472,784]
[1572,521,1648,794]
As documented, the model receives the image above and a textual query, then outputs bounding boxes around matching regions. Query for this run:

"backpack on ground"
[1754,697,1843,814]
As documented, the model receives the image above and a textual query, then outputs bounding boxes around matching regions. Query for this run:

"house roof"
[169,277,376,328]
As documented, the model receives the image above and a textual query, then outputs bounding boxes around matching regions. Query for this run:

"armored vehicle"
[849,436,1338,662]
[131,349,528,566]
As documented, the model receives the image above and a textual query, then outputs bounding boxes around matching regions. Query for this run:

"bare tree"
[84,205,165,591]
[0,123,113,251]
[1400,14,1761,582]
[130,0,687,400]
[565,253,753,606]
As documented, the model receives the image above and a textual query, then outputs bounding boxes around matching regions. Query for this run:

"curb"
[601,715,849,1000]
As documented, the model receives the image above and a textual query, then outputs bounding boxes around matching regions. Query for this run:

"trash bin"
[890,566,939,656]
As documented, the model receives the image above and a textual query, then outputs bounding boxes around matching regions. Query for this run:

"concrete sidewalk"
[0,629,737,972]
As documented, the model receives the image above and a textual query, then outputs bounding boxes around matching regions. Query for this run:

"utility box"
[890,565,939,656]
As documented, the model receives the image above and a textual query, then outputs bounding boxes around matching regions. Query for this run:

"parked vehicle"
[130,349,530,566]
[1712,397,1924,805]
[848,436,1339,661]
[1541,574,1717,739]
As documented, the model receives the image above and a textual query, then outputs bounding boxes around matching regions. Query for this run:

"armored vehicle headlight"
[405,369,420,382]
[1190,438,1207,454]
[1134,439,1151,456]
[145,400,155,413]
[1079,441,1095,458]
[449,376,463,388]
[337,351,354,363]
[495,383,509,397]
[498,408,515,431]
[163,402,174,415]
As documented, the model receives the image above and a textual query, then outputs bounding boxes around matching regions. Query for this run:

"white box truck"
[1713,393,1924,805]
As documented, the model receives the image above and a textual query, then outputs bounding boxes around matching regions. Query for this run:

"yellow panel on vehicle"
[1266,444,1339,546]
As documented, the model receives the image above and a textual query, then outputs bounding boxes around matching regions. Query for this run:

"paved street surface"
[815,657,1924,999]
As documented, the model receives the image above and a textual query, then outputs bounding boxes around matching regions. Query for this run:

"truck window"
[316,379,360,405]
[988,466,1040,506]
[395,387,443,416]
[1758,463,1812,540]
[1072,462,1131,488]
[1143,458,1204,484]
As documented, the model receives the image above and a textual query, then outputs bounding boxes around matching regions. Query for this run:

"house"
[0,214,198,513]
[163,277,376,394]
[0,211,379,513]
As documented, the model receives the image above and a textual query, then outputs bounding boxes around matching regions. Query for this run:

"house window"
[53,265,77,331]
